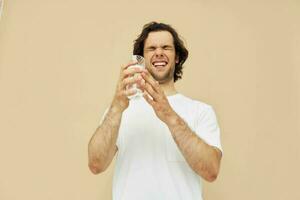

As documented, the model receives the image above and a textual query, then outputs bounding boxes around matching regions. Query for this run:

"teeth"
[153,61,167,67]
[155,62,166,65]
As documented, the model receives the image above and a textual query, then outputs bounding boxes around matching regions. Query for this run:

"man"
[88,22,223,200]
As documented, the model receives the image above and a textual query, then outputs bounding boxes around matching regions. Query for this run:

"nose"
[154,47,164,57]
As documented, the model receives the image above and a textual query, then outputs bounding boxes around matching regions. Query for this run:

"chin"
[154,76,173,84]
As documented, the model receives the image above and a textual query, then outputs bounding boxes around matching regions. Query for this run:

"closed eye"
[146,46,156,51]
[163,45,173,50]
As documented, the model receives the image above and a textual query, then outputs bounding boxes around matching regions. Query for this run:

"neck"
[159,79,177,96]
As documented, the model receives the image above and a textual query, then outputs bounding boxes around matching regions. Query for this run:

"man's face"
[143,31,179,84]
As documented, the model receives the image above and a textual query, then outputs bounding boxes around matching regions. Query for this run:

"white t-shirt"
[102,93,223,200]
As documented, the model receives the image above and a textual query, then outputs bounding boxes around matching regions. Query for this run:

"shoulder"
[178,94,214,111]
[171,94,217,121]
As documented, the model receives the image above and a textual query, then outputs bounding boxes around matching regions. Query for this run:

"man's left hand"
[140,71,177,124]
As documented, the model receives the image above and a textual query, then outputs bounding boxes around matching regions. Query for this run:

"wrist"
[165,112,189,138]
[110,103,124,115]
[165,111,181,127]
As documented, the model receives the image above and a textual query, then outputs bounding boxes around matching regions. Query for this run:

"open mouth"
[152,61,168,68]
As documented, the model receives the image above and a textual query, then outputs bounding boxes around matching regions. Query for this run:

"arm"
[88,61,146,174]
[88,105,122,174]
[141,71,222,182]
[165,112,222,182]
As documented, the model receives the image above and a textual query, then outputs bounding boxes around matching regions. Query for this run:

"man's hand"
[140,71,176,123]
[111,61,146,113]
[141,71,221,181]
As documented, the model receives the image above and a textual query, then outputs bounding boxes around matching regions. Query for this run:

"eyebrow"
[145,45,156,49]
[162,45,173,48]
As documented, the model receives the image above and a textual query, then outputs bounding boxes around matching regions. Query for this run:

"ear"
[175,55,179,64]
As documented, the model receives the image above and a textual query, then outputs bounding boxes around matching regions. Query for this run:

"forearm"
[88,105,122,173]
[166,112,221,182]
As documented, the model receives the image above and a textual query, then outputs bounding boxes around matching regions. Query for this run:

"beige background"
[0,0,299,200]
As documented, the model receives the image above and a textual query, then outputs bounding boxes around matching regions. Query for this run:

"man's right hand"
[111,61,146,113]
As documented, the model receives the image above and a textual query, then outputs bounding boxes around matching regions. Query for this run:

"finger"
[120,61,138,79]
[143,91,155,106]
[123,88,137,97]
[121,61,138,71]
[121,74,142,89]
[122,67,146,79]
[143,82,160,101]
[136,78,145,90]
[141,71,161,93]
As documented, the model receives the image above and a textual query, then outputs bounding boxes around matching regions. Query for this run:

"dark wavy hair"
[133,22,189,82]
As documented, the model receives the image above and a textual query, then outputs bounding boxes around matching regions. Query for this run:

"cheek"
[166,51,176,58]
[144,53,153,66]
[144,58,152,68]
[144,52,153,59]
[167,54,176,64]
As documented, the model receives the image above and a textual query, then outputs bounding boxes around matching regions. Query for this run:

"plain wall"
[0,0,299,199]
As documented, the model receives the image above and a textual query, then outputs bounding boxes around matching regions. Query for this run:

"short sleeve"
[194,105,223,154]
